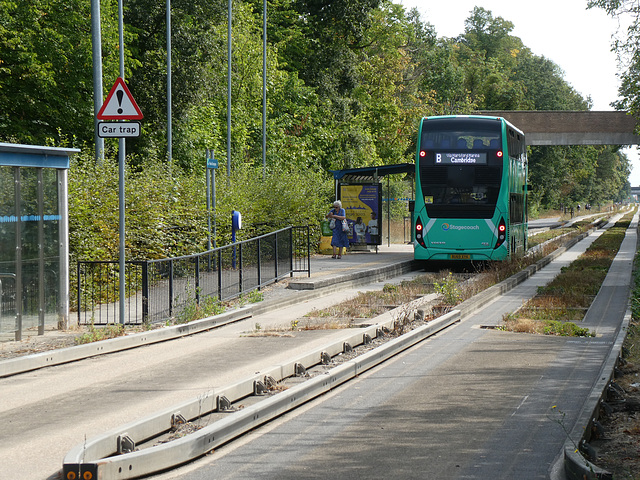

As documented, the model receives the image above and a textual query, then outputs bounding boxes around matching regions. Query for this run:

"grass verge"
[500,212,633,336]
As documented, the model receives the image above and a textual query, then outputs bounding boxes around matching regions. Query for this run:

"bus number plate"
[450,254,470,260]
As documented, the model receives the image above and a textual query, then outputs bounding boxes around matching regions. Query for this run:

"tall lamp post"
[262,0,267,179]
[117,0,126,324]
[91,0,104,163]
[167,0,172,165]
[227,0,232,180]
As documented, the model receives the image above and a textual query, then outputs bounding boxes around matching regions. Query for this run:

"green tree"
[588,0,640,114]
[277,0,385,170]
[0,0,121,145]
[512,52,590,110]
[456,8,528,110]
[124,0,226,167]
[461,6,517,62]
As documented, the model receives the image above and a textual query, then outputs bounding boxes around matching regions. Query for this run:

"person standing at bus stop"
[326,200,349,259]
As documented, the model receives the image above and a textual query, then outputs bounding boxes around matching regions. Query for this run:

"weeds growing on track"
[75,322,126,345]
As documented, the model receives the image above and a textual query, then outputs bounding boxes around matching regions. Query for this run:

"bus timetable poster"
[340,184,381,245]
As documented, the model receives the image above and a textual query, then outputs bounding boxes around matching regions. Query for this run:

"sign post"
[97,77,143,324]
[206,149,218,250]
[97,78,143,139]
[98,122,141,138]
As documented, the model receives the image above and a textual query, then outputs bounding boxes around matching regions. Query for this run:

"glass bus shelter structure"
[0,143,79,341]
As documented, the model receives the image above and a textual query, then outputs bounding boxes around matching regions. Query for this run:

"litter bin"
[319,220,333,254]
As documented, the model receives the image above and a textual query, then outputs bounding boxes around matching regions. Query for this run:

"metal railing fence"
[76,226,310,325]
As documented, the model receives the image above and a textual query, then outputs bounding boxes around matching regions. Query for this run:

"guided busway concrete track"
[61,216,630,480]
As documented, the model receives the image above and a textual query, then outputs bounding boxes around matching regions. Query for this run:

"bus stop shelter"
[0,143,79,341]
[330,163,415,248]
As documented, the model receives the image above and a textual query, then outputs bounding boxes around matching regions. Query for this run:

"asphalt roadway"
[149,213,635,480]
[0,213,635,480]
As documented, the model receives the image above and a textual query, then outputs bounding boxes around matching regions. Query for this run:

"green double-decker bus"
[413,115,528,261]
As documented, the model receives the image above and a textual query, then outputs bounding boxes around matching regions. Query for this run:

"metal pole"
[59,168,70,329]
[166,0,172,164]
[212,168,217,247]
[227,0,232,180]
[206,149,211,250]
[141,261,148,322]
[387,176,390,247]
[37,169,45,335]
[118,0,126,325]
[232,211,237,269]
[118,143,125,324]
[91,0,104,163]
[262,0,267,179]
[14,168,22,341]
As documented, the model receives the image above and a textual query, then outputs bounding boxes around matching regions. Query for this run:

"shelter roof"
[330,163,414,183]
[0,143,80,168]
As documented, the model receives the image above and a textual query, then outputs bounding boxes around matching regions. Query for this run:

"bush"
[69,153,333,264]
[543,320,593,337]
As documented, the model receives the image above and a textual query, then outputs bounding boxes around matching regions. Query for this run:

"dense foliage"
[0,1,632,260]
[69,151,331,261]
[588,1,640,114]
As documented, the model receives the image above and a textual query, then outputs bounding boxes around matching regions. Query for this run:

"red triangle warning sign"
[97,77,144,120]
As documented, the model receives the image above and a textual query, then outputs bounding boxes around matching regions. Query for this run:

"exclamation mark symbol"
[116,89,124,114]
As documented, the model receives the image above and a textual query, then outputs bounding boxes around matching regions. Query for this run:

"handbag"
[329,219,336,229]
[342,219,349,232]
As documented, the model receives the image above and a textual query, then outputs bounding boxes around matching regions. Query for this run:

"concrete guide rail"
[562,307,630,480]
[0,310,253,378]
[63,301,458,479]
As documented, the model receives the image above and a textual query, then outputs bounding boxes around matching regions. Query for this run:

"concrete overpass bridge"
[479,110,640,196]
[478,110,640,146]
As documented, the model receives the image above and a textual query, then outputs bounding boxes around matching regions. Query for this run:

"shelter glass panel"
[0,166,17,334]
[43,169,60,326]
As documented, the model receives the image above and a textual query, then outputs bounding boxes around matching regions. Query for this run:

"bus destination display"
[435,152,487,165]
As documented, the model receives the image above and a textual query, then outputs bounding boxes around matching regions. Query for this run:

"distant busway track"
[61,218,601,480]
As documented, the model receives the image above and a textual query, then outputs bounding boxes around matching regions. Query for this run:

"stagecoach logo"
[442,223,480,231]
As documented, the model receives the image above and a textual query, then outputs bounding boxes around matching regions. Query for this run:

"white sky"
[398,0,640,187]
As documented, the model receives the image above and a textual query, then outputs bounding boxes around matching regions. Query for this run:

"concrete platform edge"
[288,259,418,290]
[63,311,462,478]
